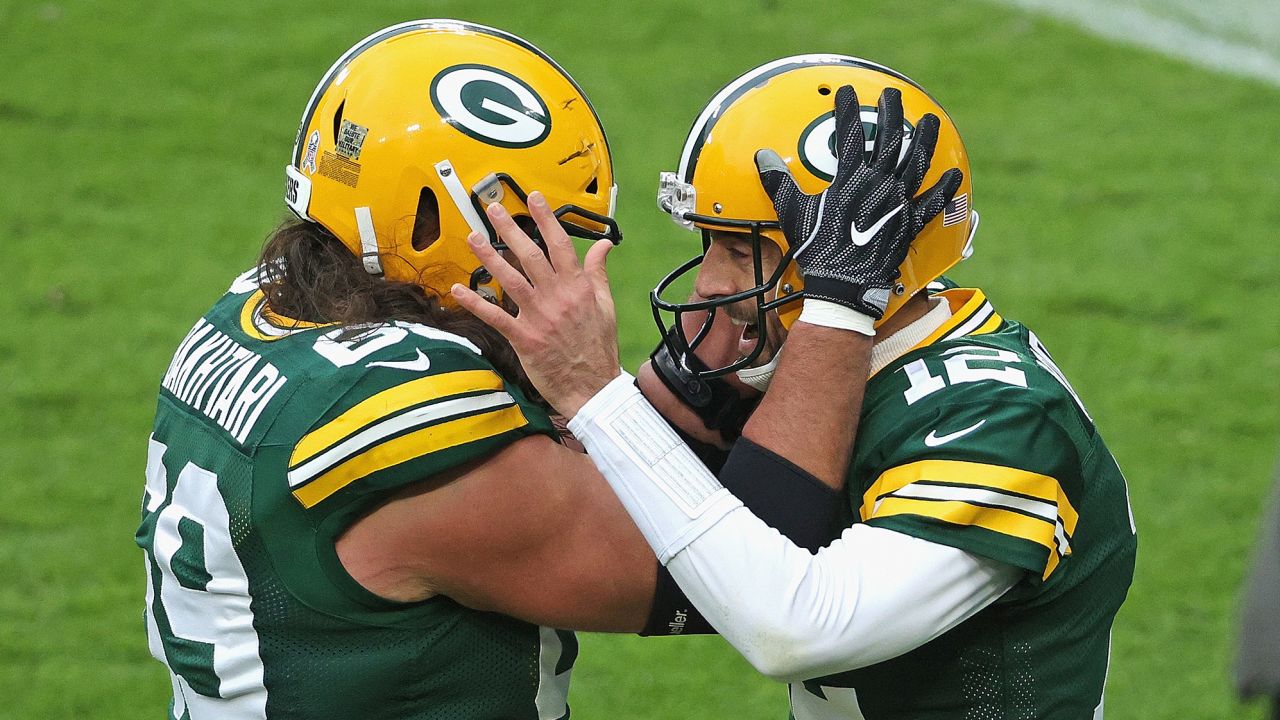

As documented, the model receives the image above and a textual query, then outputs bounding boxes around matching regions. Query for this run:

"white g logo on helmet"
[798,108,914,181]
[431,63,551,148]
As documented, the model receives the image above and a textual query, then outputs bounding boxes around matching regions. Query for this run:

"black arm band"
[639,438,845,636]
[639,564,721,636]
[718,437,844,552]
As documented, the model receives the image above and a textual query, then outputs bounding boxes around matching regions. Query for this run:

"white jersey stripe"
[534,627,572,720]
[287,392,515,488]
[888,482,1059,524]
[943,302,994,341]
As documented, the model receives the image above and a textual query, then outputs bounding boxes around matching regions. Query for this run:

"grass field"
[2,0,1278,718]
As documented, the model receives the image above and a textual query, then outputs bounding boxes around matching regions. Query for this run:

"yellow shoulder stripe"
[291,369,504,467]
[972,312,1004,336]
[861,459,1080,579]
[872,496,1057,552]
[292,403,528,509]
[914,289,988,347]
[861,460,1068,517]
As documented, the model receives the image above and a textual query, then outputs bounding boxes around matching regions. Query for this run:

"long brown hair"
[255,220,540,403]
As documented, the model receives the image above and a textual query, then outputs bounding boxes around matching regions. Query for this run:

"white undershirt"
[739,296,953,391]
[569,307,1020,680]
[869,296,953,375]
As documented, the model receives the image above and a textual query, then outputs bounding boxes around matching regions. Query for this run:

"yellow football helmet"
[285,19,619,301]
[652,55,976,375]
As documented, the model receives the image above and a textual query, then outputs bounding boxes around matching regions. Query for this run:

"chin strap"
[353,206,383,276]
[735,350,780,392]
[650,330,758,443]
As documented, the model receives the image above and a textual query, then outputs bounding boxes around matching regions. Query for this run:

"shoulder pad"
[283,324,552,510]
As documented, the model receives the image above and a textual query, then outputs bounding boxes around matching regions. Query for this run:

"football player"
[136,23,900,720]
[456,56,1139,719]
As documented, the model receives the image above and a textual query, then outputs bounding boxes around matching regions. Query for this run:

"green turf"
[1,0,1277,718]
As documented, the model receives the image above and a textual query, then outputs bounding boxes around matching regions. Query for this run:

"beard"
[723,298,787,369]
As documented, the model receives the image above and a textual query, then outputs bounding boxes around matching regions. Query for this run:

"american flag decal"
[943,193,969,227]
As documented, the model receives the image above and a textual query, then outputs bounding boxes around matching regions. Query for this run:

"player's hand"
[450,192,620,419]
[754,85,963,320]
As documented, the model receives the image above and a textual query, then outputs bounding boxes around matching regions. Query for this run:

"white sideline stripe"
[287,392,515,488]
[988,0,1280,87]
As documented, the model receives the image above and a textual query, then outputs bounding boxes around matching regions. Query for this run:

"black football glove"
[755,85,963,320]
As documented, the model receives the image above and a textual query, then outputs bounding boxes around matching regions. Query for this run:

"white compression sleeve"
[567,373,743,563]
[667,514,1020,681]
[569,375,1020,681]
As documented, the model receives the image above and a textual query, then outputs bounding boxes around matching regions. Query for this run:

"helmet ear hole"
[412,187,441,251]
[332,100,346,143]
[513,214,540,240]
[585,176,598,194]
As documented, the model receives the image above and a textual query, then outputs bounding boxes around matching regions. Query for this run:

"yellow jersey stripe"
[863,460,1057,512]
[972,311,1004,336]
[292,403,529,509]
[862,459,1079,537]
[871,495,1059,551]
[291,369,504,467]
[1044,550,1062,579]
[288,392,515,488]
[912,289,990,349]
[239,290,334,341]
[870,496,1069,580]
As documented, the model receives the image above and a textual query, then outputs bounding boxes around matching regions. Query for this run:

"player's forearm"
[665,512,1018,680]
[636,360,728,448]
[741,320,871,488]
[566,378,1017,676]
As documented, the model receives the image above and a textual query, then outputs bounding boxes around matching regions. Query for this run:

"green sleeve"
[860,397,1083,579]
[284,342,556,514]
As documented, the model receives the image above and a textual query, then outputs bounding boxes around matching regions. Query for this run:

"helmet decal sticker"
[431,63,552,148]
[798,108,914,182]
[335,120,369,160]
[318,151,360,188]
[942,192,969,227]
[302,130,320,174]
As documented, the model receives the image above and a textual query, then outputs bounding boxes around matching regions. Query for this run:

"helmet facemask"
[465,172,621,250]
[652,178,803,379]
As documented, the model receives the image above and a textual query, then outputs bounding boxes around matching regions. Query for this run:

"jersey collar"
[869,288,1003,377]
[239,290,336,341]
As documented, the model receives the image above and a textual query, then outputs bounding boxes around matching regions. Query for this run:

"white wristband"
[798,299,876,336]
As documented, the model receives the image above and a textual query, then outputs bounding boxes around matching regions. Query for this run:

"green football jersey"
[135,268,575,720]
[790,288,1137,720]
